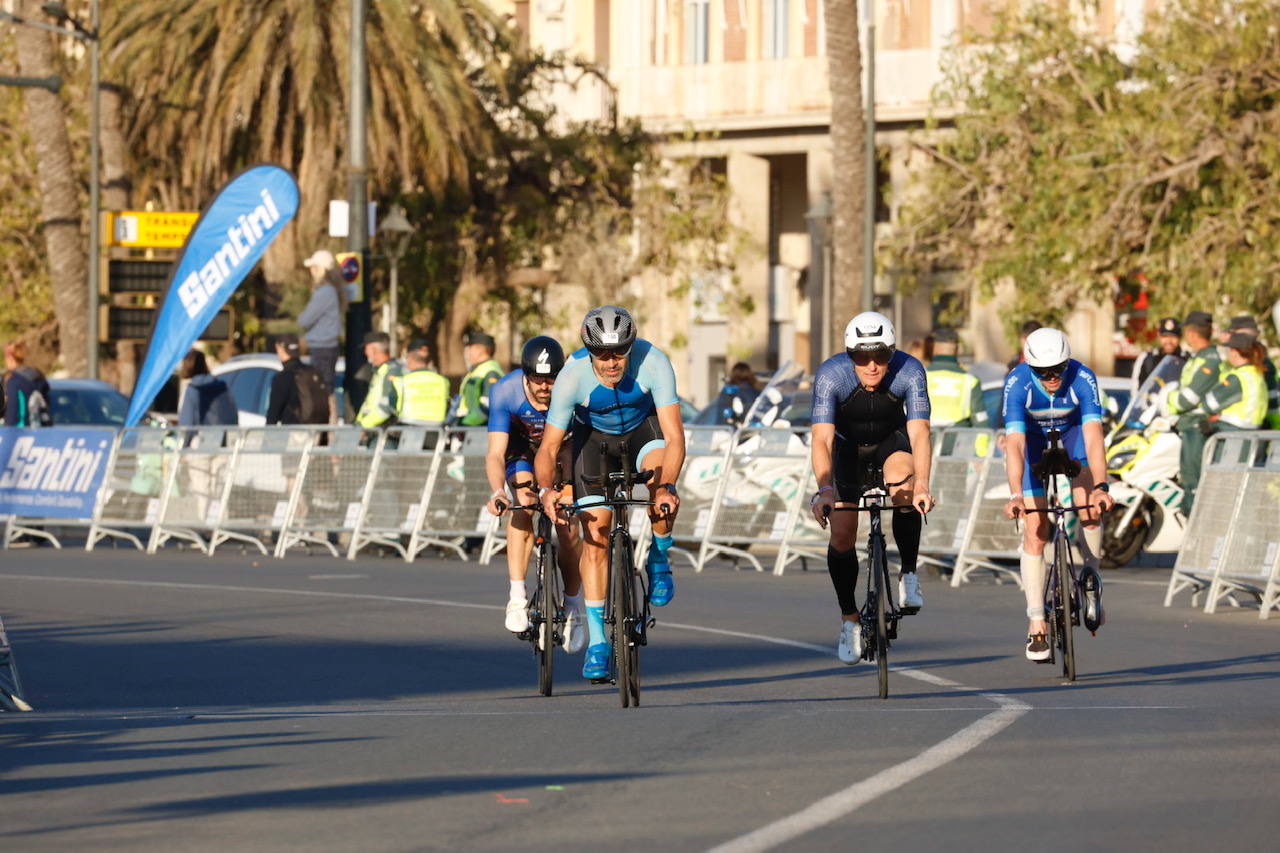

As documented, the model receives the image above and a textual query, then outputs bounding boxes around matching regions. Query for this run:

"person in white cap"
[299,249,349,395]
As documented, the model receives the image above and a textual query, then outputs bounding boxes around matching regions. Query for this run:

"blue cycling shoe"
[582,642,613,680]
[647,568,675,606]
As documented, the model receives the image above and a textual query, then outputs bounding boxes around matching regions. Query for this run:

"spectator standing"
[1132,317,1189,393]
[455,331,503,426]
[1163,311,1223,515]
[3,342,52,427]
[177,351,237,426]
[354,331,403,428]
[398,341,450,424]
[926,328,987,428]
[266,334,330,425]
[298,249,348,393]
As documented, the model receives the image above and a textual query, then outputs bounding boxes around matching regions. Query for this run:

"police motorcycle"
[1101,355,1185,567]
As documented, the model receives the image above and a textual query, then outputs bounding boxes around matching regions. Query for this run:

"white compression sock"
[1078,525,1103,570]
[1020,552,1046,619]
[509,579,527,601]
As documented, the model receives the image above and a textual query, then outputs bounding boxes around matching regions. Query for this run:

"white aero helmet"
[1023,327,1071,368]
[844,311,896,352]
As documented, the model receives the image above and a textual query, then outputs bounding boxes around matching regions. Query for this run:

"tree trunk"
[824,0,867,347]
[99,82,132,211]
[14,0,88,376]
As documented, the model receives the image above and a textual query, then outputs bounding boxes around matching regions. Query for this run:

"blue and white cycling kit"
[1002,360,1103,496]
[546,340,678,506]
[488,369,549,481]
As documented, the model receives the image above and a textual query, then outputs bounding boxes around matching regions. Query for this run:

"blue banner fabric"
[0,428,114,519]
[126,165,300,426]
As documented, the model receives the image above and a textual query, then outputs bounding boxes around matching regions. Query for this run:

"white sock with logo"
[1020,552,1046,619]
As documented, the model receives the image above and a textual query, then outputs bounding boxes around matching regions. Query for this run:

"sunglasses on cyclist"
[588,346,631,362]
[847,347,893,366]
[1031,361,1069,380]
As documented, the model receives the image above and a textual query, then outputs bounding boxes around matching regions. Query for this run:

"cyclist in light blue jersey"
[1001,327,1115,662]
[536,306,685,681]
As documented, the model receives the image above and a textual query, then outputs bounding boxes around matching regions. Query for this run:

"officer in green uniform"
[1163,311,1223,515]
[1223,315,1279,429]
[1203,332,1268,433]
[355,331,403,428]
[925,328,988,429]
[398,340,450,424]
[455,331,503,426]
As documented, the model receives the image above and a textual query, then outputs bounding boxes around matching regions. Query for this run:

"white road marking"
[307,574,368,580]
[2,571,1031,849]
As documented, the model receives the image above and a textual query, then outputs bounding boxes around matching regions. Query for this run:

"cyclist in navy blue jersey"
[485,337,584,652]
[810,312,936,665]
[1001,327,1115,661]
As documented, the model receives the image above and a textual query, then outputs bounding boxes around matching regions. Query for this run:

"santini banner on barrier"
[0,428,113,519]
[125,164,300,426]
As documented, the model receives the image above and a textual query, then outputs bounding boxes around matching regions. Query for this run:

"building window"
[768,0,790,59]
[684,0,709,64]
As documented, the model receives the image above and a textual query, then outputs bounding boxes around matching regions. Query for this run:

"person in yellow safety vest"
[355,331,403,428]
[1222,315,1280,429]
[398,345,450,424]
[1203,333,1269,433]
[1163,311,1223,515]
[455,331,503,426]
[925,328,988,429]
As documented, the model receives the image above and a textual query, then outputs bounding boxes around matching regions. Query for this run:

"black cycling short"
[571,414,666,508]
[832,429,911,502]
[505,441,572,494]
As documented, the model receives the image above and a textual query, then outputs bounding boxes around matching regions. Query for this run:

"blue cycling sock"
[648,534,673,571]
[585,601,606,647]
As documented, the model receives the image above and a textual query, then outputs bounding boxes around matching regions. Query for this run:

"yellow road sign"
[109,211,199,248]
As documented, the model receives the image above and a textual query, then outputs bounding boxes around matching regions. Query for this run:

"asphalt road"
[1,547,1277,851]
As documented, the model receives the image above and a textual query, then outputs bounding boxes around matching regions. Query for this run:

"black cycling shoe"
[1081,566,1105,634]
[1026,633,1051,662]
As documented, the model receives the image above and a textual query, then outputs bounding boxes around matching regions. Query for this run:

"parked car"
[46,378,129,426]
[211,353,347,426]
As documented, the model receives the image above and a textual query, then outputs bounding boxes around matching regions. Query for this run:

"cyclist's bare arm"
[655,401,685,481]
[810,422,837,525]
[1081,420,1114,511]
[906,418,934,512]
[1003,431,1028,518]
[485,432,511,515]
[534,423,566,493]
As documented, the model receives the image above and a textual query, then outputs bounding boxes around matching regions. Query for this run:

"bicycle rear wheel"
[1054,539,1076,681]
[611,531,640,708]
[536,516,558,697]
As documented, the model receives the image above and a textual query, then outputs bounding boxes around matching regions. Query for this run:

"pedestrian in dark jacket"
[3,341,53,427]
[178,350,238,426]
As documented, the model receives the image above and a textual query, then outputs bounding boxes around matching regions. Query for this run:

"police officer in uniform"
[925,328,987,429]
[1202,332,1268,435]
[398,338,450,424]
[455,331,503,426]
[1163,311,1223,515]
[355,331,403,428]
[1222,315,1279,428]
[1132,316,1189,393]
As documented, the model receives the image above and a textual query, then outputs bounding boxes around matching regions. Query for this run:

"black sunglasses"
[1031,361,1069,380]
[848,348,892,366]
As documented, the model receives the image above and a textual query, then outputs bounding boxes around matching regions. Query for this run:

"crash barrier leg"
[84,430,145,551]
[666,426,736,571]
[205,427,315,556]
[146,427,243,554]
[1,426,118,550]
[275,428,384,558]
[1164,432,1251,609]
[407,427,499,561]
[348,425,446,561]
[0,614,32,712]
[697,428,814,574]
[88,428,171,551]
[1196,432,1280,616]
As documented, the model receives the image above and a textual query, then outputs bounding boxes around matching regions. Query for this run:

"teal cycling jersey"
[546,340,678,434]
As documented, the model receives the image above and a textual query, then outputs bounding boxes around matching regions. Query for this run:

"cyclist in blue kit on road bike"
[535,306,685,681]
[1001,328,1115,662]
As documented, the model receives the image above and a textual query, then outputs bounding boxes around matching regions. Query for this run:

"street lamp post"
[378,205,414,356]
[805,193,834,365]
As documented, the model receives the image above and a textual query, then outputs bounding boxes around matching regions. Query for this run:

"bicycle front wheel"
[537,515,558,697]
[1054,540,1076,682]
[611,531,640,708]
[875,560,890,699]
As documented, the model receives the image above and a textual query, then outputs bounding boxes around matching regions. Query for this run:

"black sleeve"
[265,370,294,424]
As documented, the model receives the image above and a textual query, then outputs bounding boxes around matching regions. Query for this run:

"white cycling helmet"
[1023,327,1071,368]
[844,311,896,352]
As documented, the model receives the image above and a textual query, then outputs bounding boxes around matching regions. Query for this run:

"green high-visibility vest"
[926,366,978,427]
[356,360,403,427]
[456,358,502,425]
[399,369,450,424]
[1218,364,1267,429]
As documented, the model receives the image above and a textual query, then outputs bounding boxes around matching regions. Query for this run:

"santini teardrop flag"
[126,165,300,426]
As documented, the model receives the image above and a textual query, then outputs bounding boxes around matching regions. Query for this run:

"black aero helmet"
[521,335,565,379]
[581,305,637,354]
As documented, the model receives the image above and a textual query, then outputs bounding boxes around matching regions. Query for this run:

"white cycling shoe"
[505,598,529,633]
[561,604,586,653]
[898,572,924,613]
[837,620,863,665]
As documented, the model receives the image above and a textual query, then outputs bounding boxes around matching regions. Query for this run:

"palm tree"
[103,0,519,280]
[13,0,88,376]
[824,0,867,345]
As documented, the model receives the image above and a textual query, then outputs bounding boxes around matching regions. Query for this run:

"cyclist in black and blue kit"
[535,306,685,681]
[1000,327,1115,662]
[484,336,584,651]
[810,312,936,665]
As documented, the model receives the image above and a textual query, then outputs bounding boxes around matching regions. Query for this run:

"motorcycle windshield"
[1121,354,1183,427]
[742,361,808,429]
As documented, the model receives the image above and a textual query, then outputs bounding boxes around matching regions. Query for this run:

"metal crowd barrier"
[349,425,445,561]
[146,426,238,554]
[210,427,316,555]
[1166,430,1280,618]
[87,428,168,551]
[276,429,383,558]
[920,428,993,575]
[950,434,1024,587]
[407,427,493,561]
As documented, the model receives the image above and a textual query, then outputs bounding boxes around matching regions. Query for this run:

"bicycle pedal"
[899,605,920,616]
[1033,657,1055,665]
[590,676,613,685]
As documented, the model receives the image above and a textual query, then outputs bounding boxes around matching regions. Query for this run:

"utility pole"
[345,0,372,411]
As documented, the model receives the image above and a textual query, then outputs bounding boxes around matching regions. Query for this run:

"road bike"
[495,495,564,697]
[826,467,915,699]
